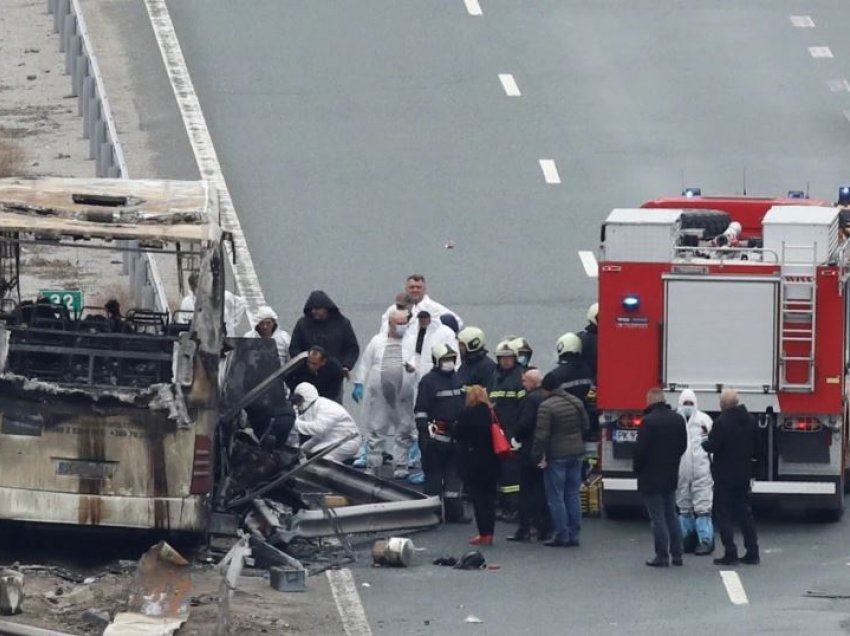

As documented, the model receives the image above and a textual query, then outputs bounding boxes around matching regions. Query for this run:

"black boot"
[740,551,760,565]
[713,551,739,566]
[683,531,698,554]
[506,528,531,542]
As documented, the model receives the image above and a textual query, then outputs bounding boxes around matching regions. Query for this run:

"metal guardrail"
[47,0,169,314]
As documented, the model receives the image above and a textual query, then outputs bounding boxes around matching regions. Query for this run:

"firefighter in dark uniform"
[457,326,497,391]
[577,304,599,441]
[414,343,466,522]
[510,336,534,370]
[549,333,593,405]
[489,339,526,521]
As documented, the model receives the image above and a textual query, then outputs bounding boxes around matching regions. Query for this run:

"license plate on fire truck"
[613,429,638,443]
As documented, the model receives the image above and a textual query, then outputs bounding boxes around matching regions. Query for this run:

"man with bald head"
[703,389,760,566]
[507,368,552,541]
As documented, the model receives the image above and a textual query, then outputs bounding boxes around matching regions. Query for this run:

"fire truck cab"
[598,193,850,520]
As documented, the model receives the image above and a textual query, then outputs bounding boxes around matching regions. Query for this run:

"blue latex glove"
[352,383,364,403]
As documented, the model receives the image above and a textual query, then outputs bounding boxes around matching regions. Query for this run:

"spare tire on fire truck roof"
[678,209,731,240]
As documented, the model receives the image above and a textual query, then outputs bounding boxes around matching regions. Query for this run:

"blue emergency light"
[839,186,850,205]
[682,187,701,198]
[622,295,640,311]
[787,190,806,199]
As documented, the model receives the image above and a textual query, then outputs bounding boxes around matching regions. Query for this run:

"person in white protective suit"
[292,382,361,463]
[676,389,715,556]
[177,271,247,337]
[401,310,459,384]
[242,305,291,368]
[351,310,417,478]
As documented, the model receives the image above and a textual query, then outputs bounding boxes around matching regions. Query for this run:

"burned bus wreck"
[0,177,226,532]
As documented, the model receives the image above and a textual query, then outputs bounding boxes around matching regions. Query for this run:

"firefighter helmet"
[454,550,486,570]
[457,326,486,353]
[509,337,533,365]
[587,302,599,326]
[495,338,517,358]
[431,343,457,364]
[556,332,582,357]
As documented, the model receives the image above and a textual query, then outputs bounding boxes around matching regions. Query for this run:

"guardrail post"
[48,0,56,15]
[72,52,86,98]
[90,118,105,161]
[61,11,75,55]
[81,76,95,125]
[83,83,100,137]
[133,258,147,307]
[54,0,69,35]
[97,142,112,178]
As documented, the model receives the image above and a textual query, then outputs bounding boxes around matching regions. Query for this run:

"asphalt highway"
[87,1,850,633]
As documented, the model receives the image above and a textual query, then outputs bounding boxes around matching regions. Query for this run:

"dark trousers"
[467,477,497,536]
[713,484,759,557]
[497,456,520,515]
[643,490,683,561]
[420,439,464,521]
[518,462,550,534]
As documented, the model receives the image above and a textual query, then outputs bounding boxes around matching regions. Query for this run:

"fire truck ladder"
[778,243,817,392]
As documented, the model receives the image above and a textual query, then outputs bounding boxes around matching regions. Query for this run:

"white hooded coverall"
[676,390,714,514]
[242,305,291,368]
[353,331,417,471]
[294,383,361,463]
[401,321,459,385]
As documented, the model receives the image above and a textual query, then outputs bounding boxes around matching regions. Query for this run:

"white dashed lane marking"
[539,159,561,184]
[809,46,834,58]
[720,570,750,605]
[827,80,850,92]
[790,15,815,28]
[578,251,598,278]
[498,73,521,97]
[464,0,482,16]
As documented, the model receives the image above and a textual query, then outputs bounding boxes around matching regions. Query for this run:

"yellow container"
[581,475,602,517]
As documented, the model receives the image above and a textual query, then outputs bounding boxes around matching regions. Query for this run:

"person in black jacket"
[285,347,346,402]
[414,343,466,522]
[455,385,501,545]
[457,326,496,391]
[703,389,760,566]
[489,339,526,521]
[548,333,593,405]
[289,291,360,386]
[633,388,687,567]
[507,368,551,542]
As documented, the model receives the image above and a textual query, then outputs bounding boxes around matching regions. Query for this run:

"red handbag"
[489,408,512,458]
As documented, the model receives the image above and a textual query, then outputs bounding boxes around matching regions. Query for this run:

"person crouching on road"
[532,372,588,548]
[414,344,466,522]
[455,385,501,546]
[634,388,687,567]
[676,389,715,556]
[291,382,361,463]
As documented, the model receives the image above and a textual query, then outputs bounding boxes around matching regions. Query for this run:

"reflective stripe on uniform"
[444,491,462,499]
[498,484,520,494]
[414,411,428,419]
[435,389,463,397]
[561,379,592,389]
[489,390,527,399]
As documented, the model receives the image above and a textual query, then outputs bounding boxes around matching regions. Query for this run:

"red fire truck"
[597,190,850,520]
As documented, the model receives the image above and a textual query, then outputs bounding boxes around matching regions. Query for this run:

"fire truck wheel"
[679,210,731,240]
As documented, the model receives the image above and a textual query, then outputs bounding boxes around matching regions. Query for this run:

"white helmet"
[556,332,582,357]
[495,338,517,359]
[431,343,457,364]
[457,326,486,353]
[587,303,599,326]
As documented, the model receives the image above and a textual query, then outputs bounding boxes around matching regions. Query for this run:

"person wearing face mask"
[676,389,715,556]
[351,311,417,478]
[291,382,361,463]
[414,343,467,522]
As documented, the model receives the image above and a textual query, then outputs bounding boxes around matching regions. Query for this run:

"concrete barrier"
[48,0,169,314]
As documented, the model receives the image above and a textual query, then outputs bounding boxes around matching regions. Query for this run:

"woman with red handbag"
[455,385,503,545]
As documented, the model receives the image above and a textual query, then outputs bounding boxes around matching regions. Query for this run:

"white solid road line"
[809,46,834,58]
[498,73,521,97]
[539,159,561,184]
[143,0,266,324]
[720,571,750,606]
[790,15,815,28]
[464,0,483,16]
[827,79,850,92]
[578,250,599,278]
[327,569,373,636]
